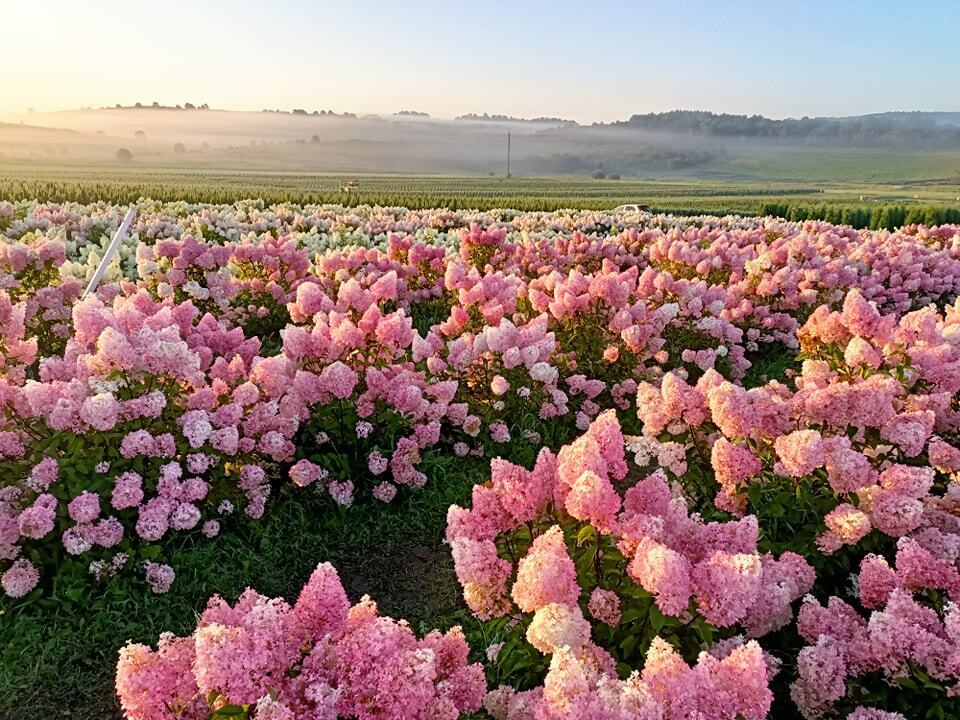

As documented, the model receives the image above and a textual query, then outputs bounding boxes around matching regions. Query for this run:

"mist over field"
[4,106,960,183]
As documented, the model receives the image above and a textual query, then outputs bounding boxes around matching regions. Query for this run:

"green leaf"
[649,605,665,633]
[695,621,714,645]
[140,545,162,560]
[896,676,919,691]
[576,525,595,547]
[212,704,248,717]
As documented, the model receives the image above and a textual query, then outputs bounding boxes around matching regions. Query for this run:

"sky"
[3,0,959,123]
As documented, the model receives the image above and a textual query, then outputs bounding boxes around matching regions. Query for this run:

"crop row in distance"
[1,168,959,228]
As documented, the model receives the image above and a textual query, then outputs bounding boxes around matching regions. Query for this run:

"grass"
[708,147,960,185]
[0,456,488,720]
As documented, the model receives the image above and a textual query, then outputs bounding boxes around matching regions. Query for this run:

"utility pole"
[507,132,511,177]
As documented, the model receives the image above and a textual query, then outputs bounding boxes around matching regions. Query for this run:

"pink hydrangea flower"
[512,526,580,613]
[67,491,101,523]
[587,587,622,626]
[2,558,40,598]
[774,430,825,478]
[144,562,175,594]
[372,482,397,503]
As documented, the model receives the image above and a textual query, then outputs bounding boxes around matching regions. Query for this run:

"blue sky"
[3,0,958,122]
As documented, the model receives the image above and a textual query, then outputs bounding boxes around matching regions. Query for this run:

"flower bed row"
[2,204,960,718]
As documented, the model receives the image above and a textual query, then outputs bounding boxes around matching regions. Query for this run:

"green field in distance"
[1,160,959,218]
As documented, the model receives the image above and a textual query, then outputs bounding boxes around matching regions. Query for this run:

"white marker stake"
[83,206,137,297]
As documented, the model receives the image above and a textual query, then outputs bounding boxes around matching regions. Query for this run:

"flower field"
[2,198,960,719]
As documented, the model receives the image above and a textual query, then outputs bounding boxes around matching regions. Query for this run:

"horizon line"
[5,104,960,127]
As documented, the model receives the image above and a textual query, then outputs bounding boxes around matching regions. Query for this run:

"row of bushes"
[758,202,960,230]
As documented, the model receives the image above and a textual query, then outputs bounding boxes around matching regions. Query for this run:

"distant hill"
[603,110,960,148]
[859,111,960,127]
[0,121,78,135]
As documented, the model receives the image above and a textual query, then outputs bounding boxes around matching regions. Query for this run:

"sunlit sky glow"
[3,0,958,123]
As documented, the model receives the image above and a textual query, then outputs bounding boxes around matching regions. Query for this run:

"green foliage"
[742,341,801,389]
